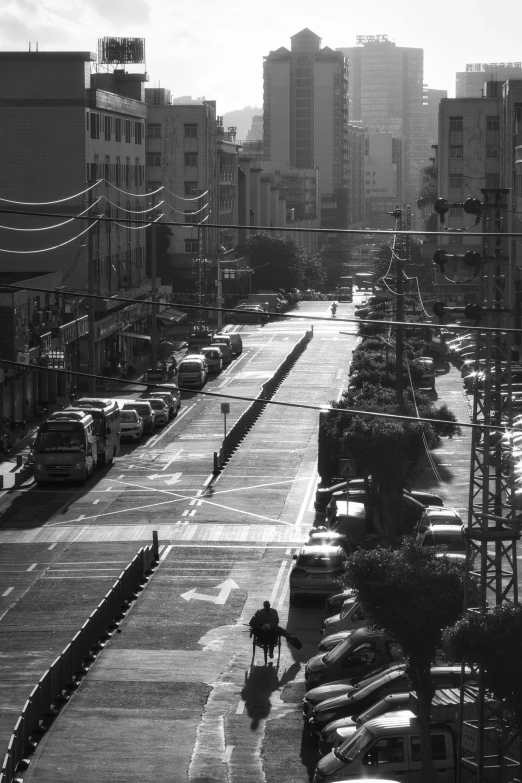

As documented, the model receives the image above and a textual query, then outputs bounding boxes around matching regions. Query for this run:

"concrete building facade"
[340,37,430,205]
[263,28,349,230]
[456,62,522,98]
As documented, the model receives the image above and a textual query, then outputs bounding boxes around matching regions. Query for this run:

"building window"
[449,147,463,159]
[449,176,463,188]
[86,112,89,131]
[184,181,198,197]
[147,124,161,139]
[90,112,100,139]
[184,124,198,138]
[486,146,499,158]
[486,117,499,131]
[115,118,122,142]
[125,157,131,186]
[449,117,463,131]
[184,153,198,167]
[125,120,132,143]
[116,157,121,186]
[135,122,143,144]
[104,116,111,141]
[486,174,500,187]
[147,181,161,192]
[184,239,199,253]
[449,234,463,244]
[184,210,198,224]
[104,155,110,181]
[449,206,462,217]
[135,158,141,186]
[147,153,161,167]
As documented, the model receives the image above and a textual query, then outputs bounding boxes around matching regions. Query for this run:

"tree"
[246,232,311,291]
[444,604,522,735]
[343,541,466,783]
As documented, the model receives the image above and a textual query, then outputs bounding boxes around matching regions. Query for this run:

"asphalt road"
[0,296,478,783]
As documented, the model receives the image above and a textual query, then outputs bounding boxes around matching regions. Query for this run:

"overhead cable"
[0,181,102,206]
[3,206,522,237]
[0,220,100,253]
[0,358,516,435]
[0,197,103,232]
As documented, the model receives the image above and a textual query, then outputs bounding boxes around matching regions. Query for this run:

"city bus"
[70,398,121,466]
[355,272,374,292]
[34,411,97,484]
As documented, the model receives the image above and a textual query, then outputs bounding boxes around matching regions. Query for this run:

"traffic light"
[463,198,482,216]
[433,249,448,271]
[463,303,482,321]
[433,301,447,318]
[463,251,482,271]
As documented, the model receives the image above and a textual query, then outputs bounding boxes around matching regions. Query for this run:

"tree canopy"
[245,232,325,292]
[343,541,466,782]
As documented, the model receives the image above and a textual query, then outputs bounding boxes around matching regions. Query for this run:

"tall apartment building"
[456,62,522,97]
[145,90,220,292]
[339,36,430,205]
[263,28,349,230]
[0,50,155,386]
[424,88,447,145]
[347,124,366,226]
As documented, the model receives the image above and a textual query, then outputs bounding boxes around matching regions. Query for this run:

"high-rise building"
[424,88,447,145]
[263,28,349,229]
[339,36,430,205]
[456,62,522,98]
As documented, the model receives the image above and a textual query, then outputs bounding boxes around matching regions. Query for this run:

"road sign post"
[221,402,230,439]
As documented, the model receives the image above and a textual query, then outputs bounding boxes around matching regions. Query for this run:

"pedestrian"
[252,600,280,658]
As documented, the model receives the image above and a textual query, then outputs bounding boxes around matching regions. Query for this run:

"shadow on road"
[241,660,300,730]
[300,721,321,782]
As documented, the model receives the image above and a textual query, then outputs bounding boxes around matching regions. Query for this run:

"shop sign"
[466,62,521,72]
[47,350,65,369]
[96,300,151,341]
[356,34,389,44]
[60,315,89,345]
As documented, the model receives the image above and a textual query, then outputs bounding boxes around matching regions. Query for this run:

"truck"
[337,277,353,302]
[313,687,483,783]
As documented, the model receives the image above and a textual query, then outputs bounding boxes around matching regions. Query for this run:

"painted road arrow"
[147,472,182,484]
[180,579,239,605]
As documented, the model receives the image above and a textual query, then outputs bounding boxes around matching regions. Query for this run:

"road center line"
[27,563,37,572]
[2,587,14,597]
[269,560,288,606]
[295,468,318,528]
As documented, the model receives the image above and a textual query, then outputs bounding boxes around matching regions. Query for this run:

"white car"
[120,409,144,441]
[143,397,169,427]
[414,507,464,538]
[199,346,223,373]
[178,356,208,387]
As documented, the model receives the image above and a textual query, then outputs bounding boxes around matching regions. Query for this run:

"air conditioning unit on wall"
[17,352,30,365]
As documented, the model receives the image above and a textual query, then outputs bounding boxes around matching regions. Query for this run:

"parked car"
[307,528,351,552]
[303,664,402,720]
[326,491,427,537]
[413,507,464,538]
[120,409,143,441]
[305,628,404,691]
[318,630,356,653]
[417,523,466,553]
[177,356,208,388]
[121,401,155,435]
[289,544,349,606]
[325,590,356,617]
[322,602,367,638]
[199,346,223,373]
[227,303,268,324]
[150,387,180,419]
[210,335,233,363]
[215,329,243,356]
[308,665,471,736]
[143,397,169,427]
[319,696,413,756]
[145,366,168,383]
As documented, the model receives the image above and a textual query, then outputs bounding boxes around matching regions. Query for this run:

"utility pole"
[87,187,97,395]
[388,206,404,407]
[150,191,158,368]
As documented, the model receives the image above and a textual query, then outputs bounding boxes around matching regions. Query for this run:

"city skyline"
[1,0,520,115]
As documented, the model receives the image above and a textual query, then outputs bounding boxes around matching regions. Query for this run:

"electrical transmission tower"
[435,189,520,782]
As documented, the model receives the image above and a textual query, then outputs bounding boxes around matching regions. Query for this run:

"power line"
[0,358,515,435]
[0,197,103,232]
[2,206,522,238]
[0,181,102,206]
[0,220,100,254]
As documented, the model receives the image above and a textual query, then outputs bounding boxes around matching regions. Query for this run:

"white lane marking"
[48,543,57,550]
[93,499,100,505]
[2,588,14,596]
[269,560,288,606]
[295,469,318,528]
[118,474,124,479]
[27,563,37,572]
[189,498,197,506]
[285,548,291,555]
[223,745,234,763]
[235,700,245,715]
[203,473,213,487]
[182,510,189,517]
[105,486,113,492]
[148,404,196,447]
[160,545,173,561]
[158,545,166,555]
[78,515,85,521]
[161,452,183,472]
[276,575,290,611]
[189,509,196,517]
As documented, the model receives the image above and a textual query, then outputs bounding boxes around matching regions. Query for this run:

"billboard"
[98,38,145,65]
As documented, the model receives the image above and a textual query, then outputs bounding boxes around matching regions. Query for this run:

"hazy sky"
[2,0,520,114]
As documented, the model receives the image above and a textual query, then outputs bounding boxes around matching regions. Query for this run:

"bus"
[69,398,121,466]
[355,272,373,292]
[34,411,97,484]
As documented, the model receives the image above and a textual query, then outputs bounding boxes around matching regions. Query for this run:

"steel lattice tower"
[460,189,520,782]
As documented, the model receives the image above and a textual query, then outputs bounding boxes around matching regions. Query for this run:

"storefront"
[94,300,152,373]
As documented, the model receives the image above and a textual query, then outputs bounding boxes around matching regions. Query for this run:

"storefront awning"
[116,332,151,342]
[156,307,187,324]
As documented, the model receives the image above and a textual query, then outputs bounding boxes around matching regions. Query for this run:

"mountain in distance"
[222,106,262,142]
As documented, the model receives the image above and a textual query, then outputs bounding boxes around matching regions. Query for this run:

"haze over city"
[2,0,520,112]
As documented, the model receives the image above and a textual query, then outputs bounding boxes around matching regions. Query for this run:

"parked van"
[314,713,455,782]
[322,602,367,638]
[327,501,369,549]
[305,627,404,690]
[34,411,97,484]
[210,335,233,363]
[216,328,243,355]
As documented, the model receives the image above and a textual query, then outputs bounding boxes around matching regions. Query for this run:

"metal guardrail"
[215,328,313,470]
[0,539,159,783]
